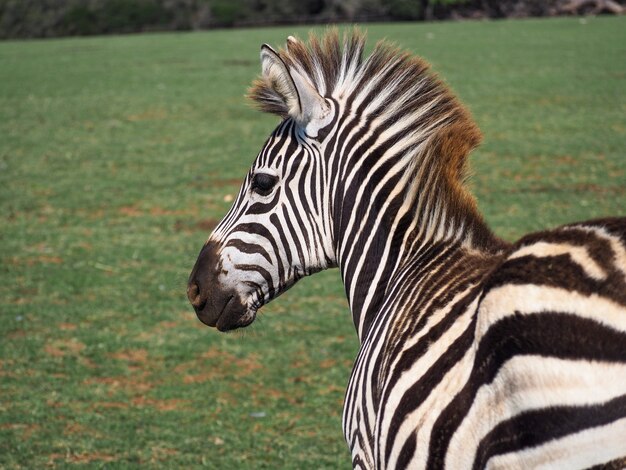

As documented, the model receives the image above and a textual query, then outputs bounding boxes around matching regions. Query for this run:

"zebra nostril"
[187,282,204,308]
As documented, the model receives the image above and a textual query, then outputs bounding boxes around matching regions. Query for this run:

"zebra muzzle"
[188,241,253,332]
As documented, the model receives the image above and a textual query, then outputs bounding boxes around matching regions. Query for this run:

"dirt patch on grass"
[45,338,86,357]
[147,446,179,464]
[319,358,337,369]
[79,356,98,369]
[261,388,304,406]
[74,208,105,220]
[84,371,153,395]
[92,401,129,409]
[177,346,263,384]
[137,320,181,341]
[212,178,243,188]
[317,384,344,396]
[573,183,626,195]
[32,255,63,266]
[1,423,40,440]
[118,205,200,218]
[75,241,93,251]
[6,329,26,338]
[63,422,103,438]
[48,451,117,465]
[118,205,143,217]
[174,218,219,233]
[131,397,190,411]
[201,348,262,375]
[108,348,149,363]
[182,371,218,384]
[554,155,578,165]
[7,255,63,266]
[127,108,167,122]
[91,397,189,412]
[149,206,197,217]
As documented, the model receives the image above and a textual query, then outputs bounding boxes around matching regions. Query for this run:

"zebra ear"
[260,45,301,119]
[260,44,330,129]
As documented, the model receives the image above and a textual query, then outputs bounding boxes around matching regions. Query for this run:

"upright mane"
[248,28,481,196]
[248,29,493,249]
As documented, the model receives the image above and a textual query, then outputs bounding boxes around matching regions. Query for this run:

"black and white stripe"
[187,30,626,469]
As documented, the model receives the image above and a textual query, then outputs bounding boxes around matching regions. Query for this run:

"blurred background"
[1,0,624,39]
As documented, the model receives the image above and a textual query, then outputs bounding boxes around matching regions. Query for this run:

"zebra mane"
[249,29,487,244]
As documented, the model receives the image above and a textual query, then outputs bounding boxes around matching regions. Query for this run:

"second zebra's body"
[187,30,626,469]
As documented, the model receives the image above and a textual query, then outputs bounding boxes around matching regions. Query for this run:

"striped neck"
[325,109,506,341]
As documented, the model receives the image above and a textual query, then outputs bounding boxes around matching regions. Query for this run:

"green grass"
[1,16,625,469]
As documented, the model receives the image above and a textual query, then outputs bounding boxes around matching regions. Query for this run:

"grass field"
[1,16,625,469]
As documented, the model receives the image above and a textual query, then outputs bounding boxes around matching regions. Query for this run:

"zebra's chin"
[195,294,256,332]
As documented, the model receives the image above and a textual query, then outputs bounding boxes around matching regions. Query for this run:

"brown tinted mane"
[248,29,488,245]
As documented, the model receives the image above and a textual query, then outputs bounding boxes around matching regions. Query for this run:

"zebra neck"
[334,159,506,342]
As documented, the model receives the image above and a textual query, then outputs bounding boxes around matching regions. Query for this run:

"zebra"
[187,29,626,469]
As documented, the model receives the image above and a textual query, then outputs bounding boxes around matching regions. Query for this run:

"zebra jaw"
[187,241,257,332]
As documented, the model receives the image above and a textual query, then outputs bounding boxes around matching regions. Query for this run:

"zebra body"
[187,30,626,469]
[347,219,626,469]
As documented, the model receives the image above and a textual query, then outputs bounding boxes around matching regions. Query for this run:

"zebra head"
[188,30,483,334]
[187,38,338,331]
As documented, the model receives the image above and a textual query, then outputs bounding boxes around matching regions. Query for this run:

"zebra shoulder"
[460,217,626,469]
[474,216,626,350]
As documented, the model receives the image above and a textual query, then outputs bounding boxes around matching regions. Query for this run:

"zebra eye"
[251,173,278,196]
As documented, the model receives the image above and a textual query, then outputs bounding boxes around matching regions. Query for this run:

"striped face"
[187,40,339,331]
[187,118,336,331]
